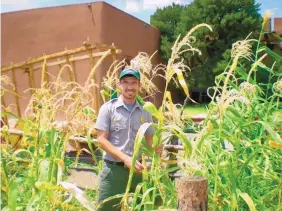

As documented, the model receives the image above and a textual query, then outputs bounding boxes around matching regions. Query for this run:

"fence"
[1,42,121,126]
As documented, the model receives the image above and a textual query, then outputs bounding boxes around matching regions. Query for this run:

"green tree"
[150,3,185,61]
[151,0,262,88]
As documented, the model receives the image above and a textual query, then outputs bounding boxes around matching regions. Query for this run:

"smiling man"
[95,68,161,211]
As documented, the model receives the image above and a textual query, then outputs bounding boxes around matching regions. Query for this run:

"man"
[95,68,161,211]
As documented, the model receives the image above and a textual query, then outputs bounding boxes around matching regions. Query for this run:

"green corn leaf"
[122,122,153,209]
[110,88,118,99]
[238,190,257,211]
[38,159,51,182]
[258,46,282,61]
[235,67,255,83]
[96,193,129,210]
[27,193,41,211]
[131,183,144,209]
[137,95,145,105]
[164,124,193,158]
[11,149,32,163]
[175,68,189,96]
[257,62,275,74]
[238,149,259,177]
[138,187,155,209]
[257,121,282,144]
[100,90,108,103]
[143,102,163,121]
[8,177,25,211]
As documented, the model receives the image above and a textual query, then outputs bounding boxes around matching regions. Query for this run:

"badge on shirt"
[112,118,121,123]
[140,115,144,123]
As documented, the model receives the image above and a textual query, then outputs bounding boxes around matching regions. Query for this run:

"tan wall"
[1,2,164,117]
[1,3,103,65]
[99,3,165,105]
[274,18,282,34]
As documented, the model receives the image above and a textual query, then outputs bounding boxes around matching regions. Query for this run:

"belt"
[104,159,124,166]
[104,159,143,166]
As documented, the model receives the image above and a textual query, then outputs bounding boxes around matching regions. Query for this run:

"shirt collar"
[116,96,142,110]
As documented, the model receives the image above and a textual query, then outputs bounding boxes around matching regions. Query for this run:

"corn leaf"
[174,69,189,96]
[122,122,153,209]
[143,102,163,121]
[100,90,109,103]
[131,183,144,209]
[164,124,192,158]
[257,121,282,144]
[60,182,96,211]
[8,177,25,211]
[38,159,51,182]
[238,190,257,211]
[258,46,282,61]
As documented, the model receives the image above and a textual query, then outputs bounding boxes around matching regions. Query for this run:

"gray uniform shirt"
[95,96,154,161]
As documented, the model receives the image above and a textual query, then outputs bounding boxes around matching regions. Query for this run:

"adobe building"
[274,18,282,35]
[1,1,164,117]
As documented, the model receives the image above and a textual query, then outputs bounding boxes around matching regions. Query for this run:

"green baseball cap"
[119,68,140,80]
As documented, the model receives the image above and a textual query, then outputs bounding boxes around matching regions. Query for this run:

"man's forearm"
[144,134,153,148]
[98,137,129,162]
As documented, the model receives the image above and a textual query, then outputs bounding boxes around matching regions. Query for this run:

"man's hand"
[123,156,144,173]
[154,144,163,156]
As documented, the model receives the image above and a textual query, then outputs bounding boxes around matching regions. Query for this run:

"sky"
[1,0,282,24]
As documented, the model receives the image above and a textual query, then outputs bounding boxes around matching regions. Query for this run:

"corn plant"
[118,23,213,211]
[0,51,114,210]
[192,13,282,210]
[119,16,281,211]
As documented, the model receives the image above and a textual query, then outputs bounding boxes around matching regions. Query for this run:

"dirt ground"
[67,168,98,190]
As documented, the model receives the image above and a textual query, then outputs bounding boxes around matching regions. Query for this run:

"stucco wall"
[1,3,104,66]
[274,18,282,34]
[1,2,165,117]
[99,2,165,105]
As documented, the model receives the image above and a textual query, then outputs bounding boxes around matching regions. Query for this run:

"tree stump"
[175,176,208,211]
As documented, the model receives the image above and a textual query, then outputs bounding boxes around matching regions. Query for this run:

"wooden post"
[27,65,35,95]
[88,48,99,112]
[71,61,78,82]
[65,55,74,83]
[41,56,49,87]
[11,68,21,116]
[1,96,9,126]
[176,176,208,211]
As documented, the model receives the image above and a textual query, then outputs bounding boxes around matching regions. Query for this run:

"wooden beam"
[1,96,9,126]
[0,128,187,149]
[71,61,78,82]
[41,57,49,87]
[11,69,21,116]
[24,51,119,72]
[111,44,119,79]
[27,65,35,95]
[1,44,118,72]
[88,49,98,112]
[65,55,74,83]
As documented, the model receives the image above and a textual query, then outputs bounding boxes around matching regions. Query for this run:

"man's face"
[119,76,140,100]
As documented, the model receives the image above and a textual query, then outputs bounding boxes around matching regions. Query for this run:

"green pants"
[97,161,142,211]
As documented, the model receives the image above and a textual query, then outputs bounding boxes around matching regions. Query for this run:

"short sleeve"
[95,103,110,133]
[144,111,155,135]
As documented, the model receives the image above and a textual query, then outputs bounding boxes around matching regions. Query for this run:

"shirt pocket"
[110,121,127,142]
